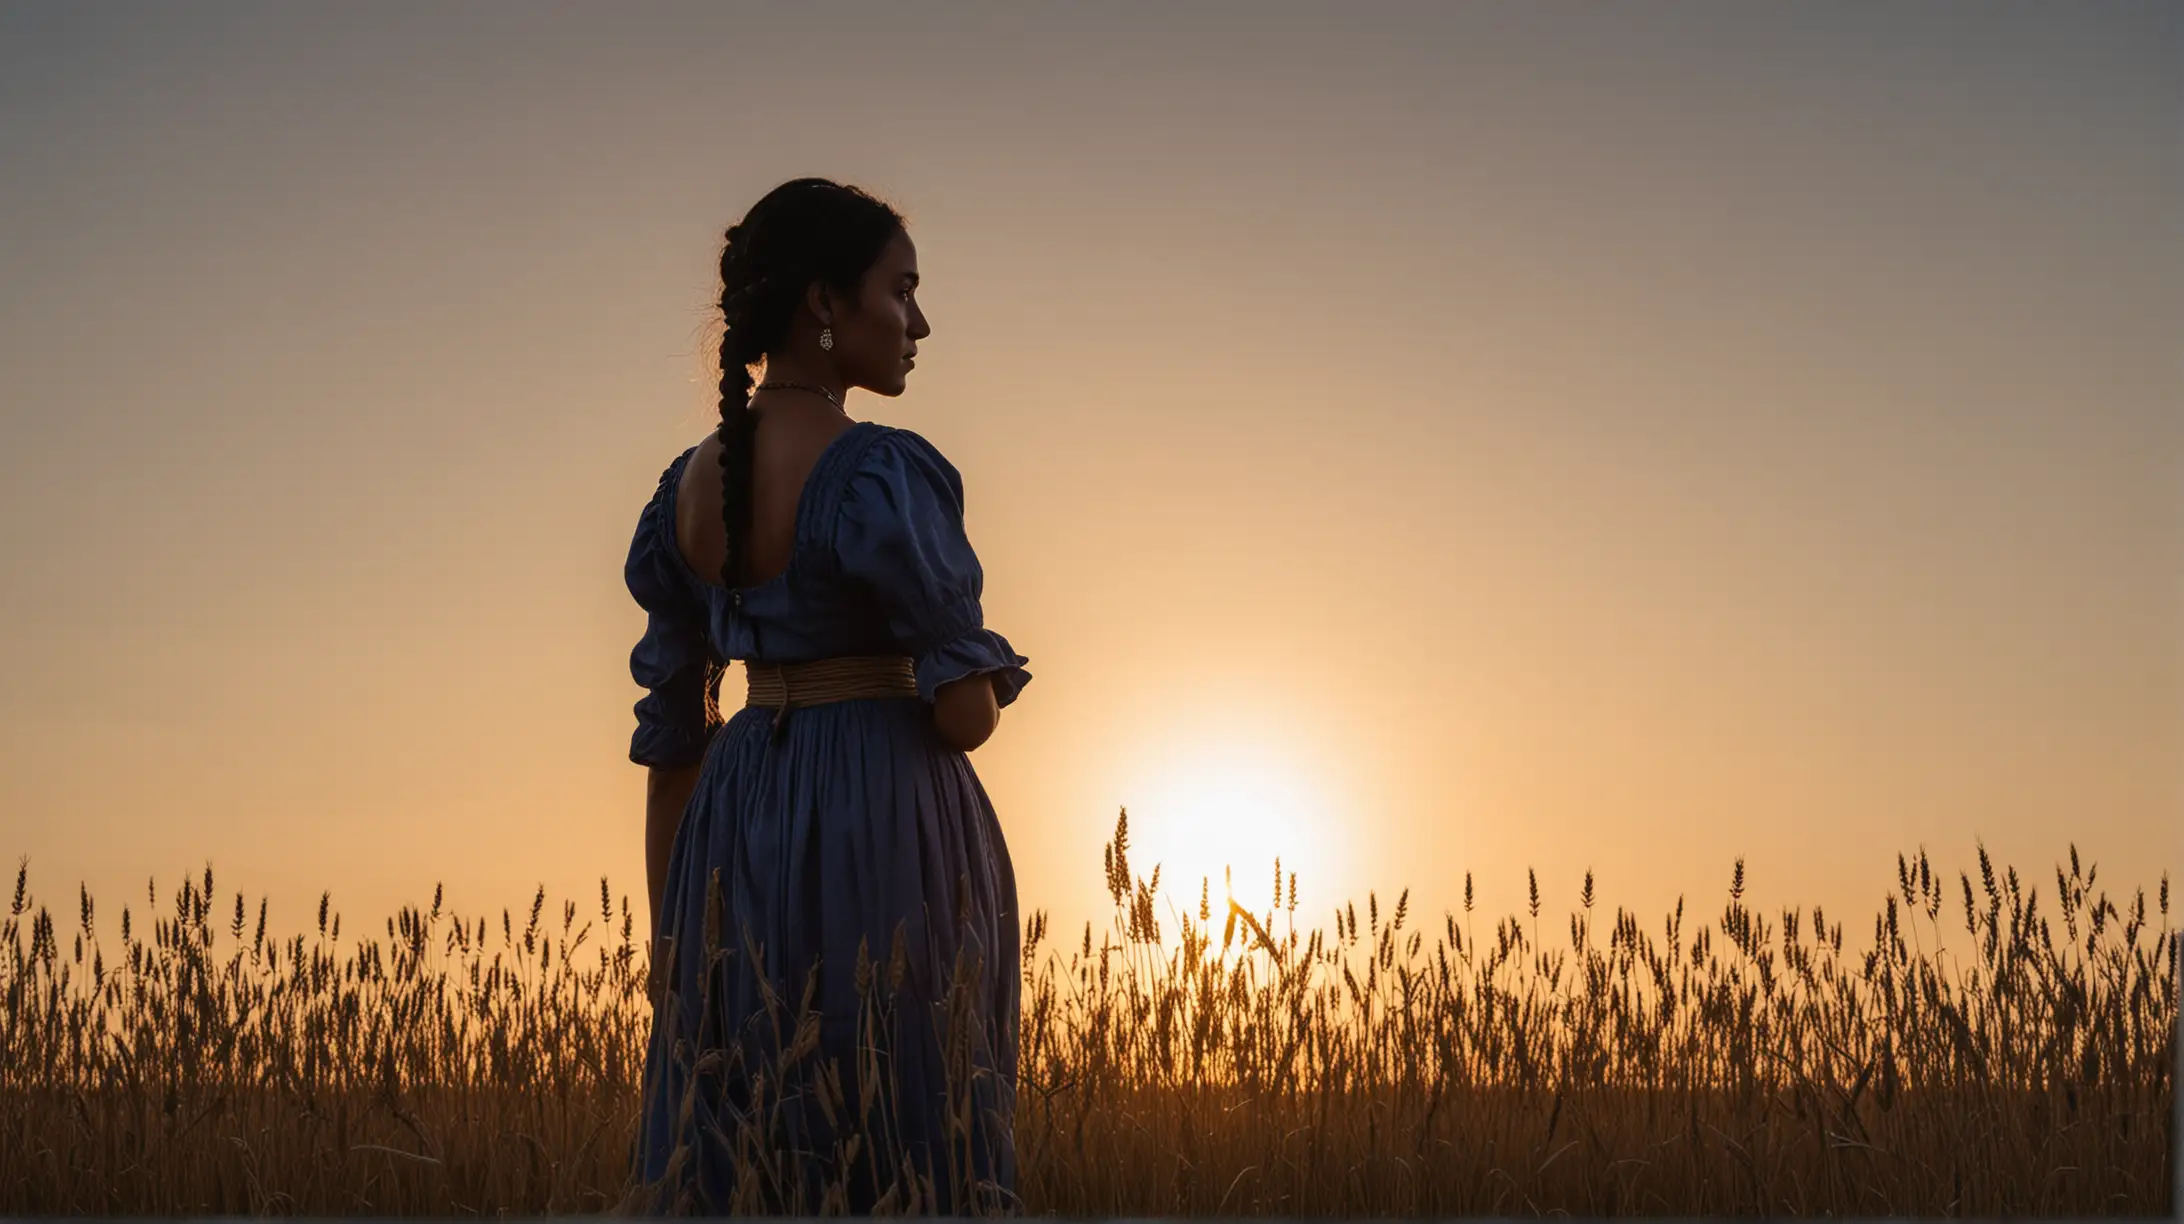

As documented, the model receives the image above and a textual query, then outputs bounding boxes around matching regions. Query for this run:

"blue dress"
[621,421,1030,1215]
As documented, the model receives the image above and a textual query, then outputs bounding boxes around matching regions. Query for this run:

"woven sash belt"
[745,654,920,741]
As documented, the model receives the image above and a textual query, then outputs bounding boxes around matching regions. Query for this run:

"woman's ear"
[804,280,836,329]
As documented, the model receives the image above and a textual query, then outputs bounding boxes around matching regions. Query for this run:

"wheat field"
[2,811,2173,1215]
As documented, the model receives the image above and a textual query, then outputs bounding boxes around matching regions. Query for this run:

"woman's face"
[830,227,928,397]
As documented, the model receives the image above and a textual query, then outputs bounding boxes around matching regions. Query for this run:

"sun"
[1119,726,1346,917]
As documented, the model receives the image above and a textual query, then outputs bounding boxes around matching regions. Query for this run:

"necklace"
[754,380,846,412]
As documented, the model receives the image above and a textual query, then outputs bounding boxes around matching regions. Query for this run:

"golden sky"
[2,4,2177,943]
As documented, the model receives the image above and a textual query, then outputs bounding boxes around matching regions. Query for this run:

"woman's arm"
[933,672,1000,752]
[645,760,702,944]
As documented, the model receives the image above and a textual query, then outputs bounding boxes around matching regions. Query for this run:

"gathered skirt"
[627,696,1020,1215]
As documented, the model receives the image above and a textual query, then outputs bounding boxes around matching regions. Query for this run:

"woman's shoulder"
[636,441,704,524]
[639,441,707,547]
[845,422,964,507]
[633,443,696,537]
[626,443,705,600]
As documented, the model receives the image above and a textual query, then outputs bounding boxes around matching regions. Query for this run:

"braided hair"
[714,178,904,596]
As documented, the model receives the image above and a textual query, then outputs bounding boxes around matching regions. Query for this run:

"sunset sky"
[3,3,2177,946]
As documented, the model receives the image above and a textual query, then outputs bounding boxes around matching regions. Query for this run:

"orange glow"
[0,7,2176,942]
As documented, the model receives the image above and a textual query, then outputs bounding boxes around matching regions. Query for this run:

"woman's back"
[673,405,856,594]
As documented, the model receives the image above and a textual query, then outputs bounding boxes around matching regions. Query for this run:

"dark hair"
[714,178,904,594]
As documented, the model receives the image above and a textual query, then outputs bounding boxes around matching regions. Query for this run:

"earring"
[819,327,834,352]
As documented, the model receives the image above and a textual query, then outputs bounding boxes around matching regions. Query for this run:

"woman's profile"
[619,177,1029,1214]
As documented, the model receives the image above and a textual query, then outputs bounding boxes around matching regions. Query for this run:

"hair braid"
[716,228,763,598]
[715,331,757,595]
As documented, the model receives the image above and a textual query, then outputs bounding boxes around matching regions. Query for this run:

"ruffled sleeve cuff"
[629,730,713,770]
[626,661,722,768]
[914,626,1033,709]
[628,699,720,769]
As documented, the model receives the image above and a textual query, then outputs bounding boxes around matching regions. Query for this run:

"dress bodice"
[622,420,1031,767]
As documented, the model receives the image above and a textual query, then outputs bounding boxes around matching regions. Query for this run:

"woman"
[620,178,1029,1214]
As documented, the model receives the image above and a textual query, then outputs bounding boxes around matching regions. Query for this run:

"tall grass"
[2,814,2173,1215]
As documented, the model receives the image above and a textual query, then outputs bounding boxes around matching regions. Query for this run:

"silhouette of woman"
[620,178,1029,1214]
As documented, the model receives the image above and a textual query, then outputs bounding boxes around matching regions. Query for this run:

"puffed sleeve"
[624,460,723,767]
[834,428,1032,707]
